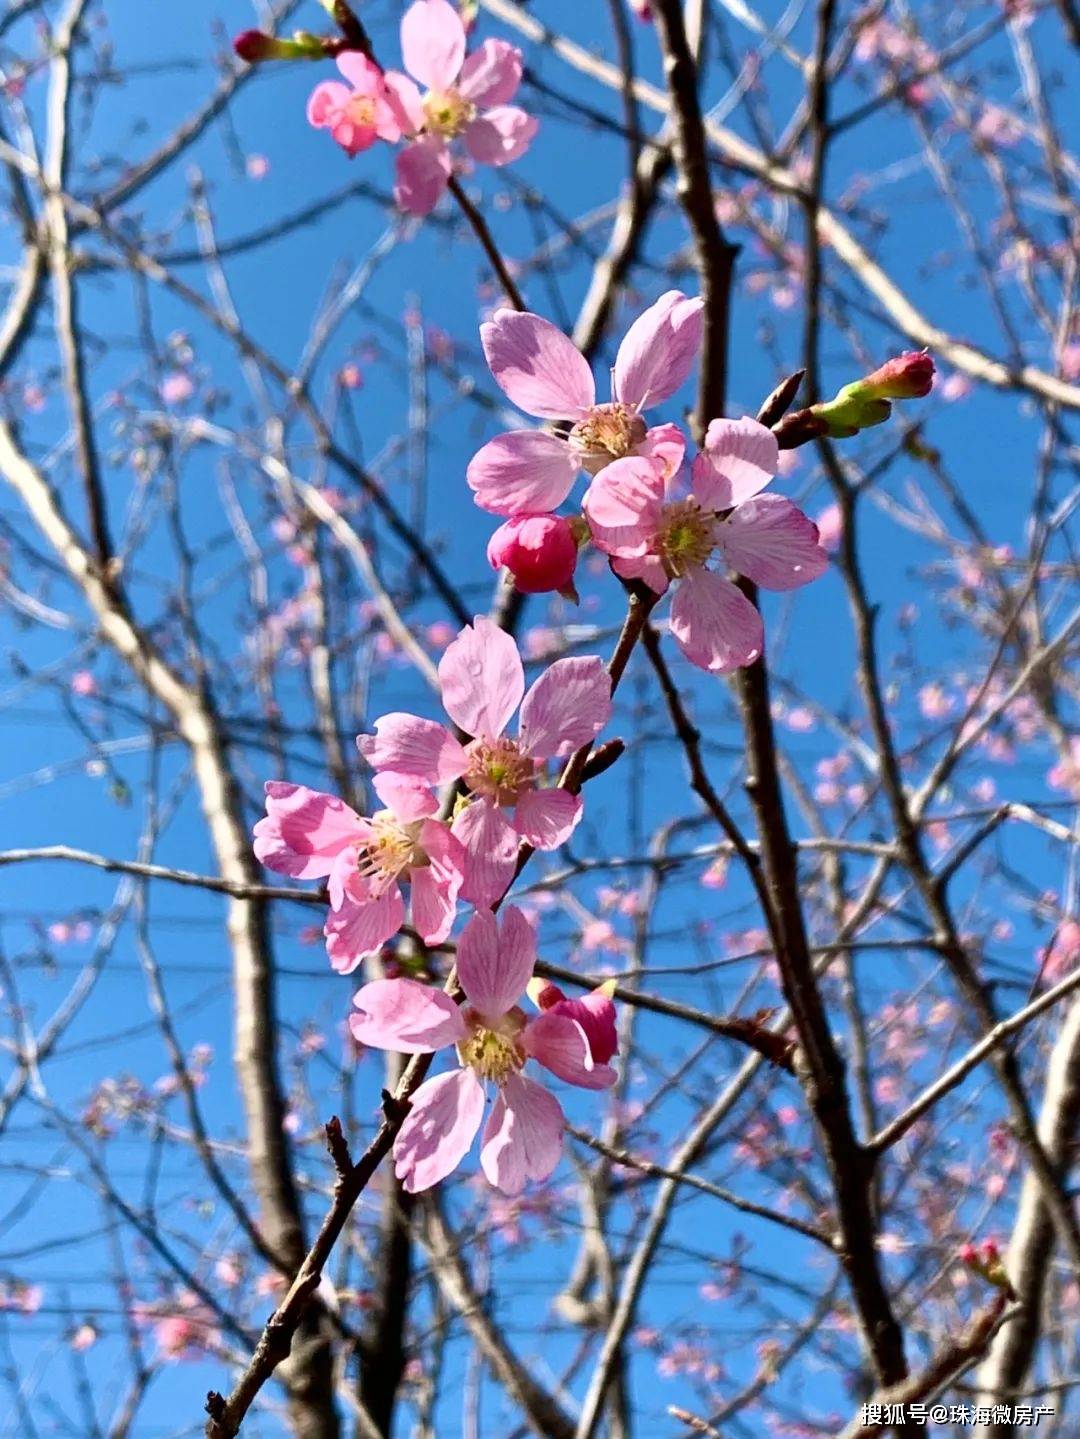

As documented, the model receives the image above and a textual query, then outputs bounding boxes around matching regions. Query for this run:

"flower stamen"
[569,403,648,475]
[656,499,716,579]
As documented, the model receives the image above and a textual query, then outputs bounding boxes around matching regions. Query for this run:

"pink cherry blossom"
[385,0,536,215]
[527,976,618,1066]
[358,617,612,906]
[467,293,701,515]
[350,906,617,1192]
[253,773,466,972]
[307,53,405,158]
[583,416,828,674]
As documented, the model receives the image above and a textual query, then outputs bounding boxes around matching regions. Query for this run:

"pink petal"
[350,978,466,1052]
[394,137,451,216]
[456,905,536,1017]
[523,1011,616,1090]
[400,0,465,90]
[512,788,582,849]
[373,772,439,821]
[635,422,686,484]
[327,845,361,911]
[691,416,778,510]
[611,552,670,594]
[613,291,704,411]
[458,39,522,105]
[358,713,467,785]
[466,429,579,516]
[464,107,537,167]
[253,782,364,879]
[452,800,519,907]
[384,71,425,135]
[582,457,665,558]
[480,1074,564,1193]
[551,988,619,1065]
[336,52,382,91]
[394,1068,485,1193]
[518,657,612,760]
[438,616,524,739]
[411,820,467,944]
[307,81,350,130]
[716,494,829,591]
[669,567,764,674]
[324,887,406,973]
[330,116,378,157]
[480,310,595,420]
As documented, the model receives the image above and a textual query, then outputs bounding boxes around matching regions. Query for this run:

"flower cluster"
[254,616,617,1194]
[470,293,830,673]
[305,0,536,214]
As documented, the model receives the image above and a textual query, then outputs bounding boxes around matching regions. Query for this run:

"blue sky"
[0,0,1075,1434]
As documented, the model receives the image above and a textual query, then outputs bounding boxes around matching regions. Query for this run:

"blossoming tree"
[0,0,1077,1436]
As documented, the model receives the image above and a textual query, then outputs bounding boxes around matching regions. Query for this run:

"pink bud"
[959,1242,978,1266]
[487,514,578,595]
[863,351,935,400]
[982,1238,1001,1264]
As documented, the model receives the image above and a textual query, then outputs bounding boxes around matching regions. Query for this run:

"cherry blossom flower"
[583,416,828,674]
[359,617,612,905]
[466,293,702,516]
[307,53,405,158]
[350,907,617,1192]
[384,0,536,215]
[253,774,466,972]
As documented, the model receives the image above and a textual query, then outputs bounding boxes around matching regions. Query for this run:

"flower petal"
[307,80,350,130]
[480,1074,564,1193]
[452,799,519,907]
[394,1068,485,1193]
[635,422,686,484]
[438,616,524,739]
[411,820,467,944]
[692,416,778,510]
[336,52,382,91]
[669,567,764,674]
[394,137,451,216]
[458,38,522,105]
[518,656,612,760]
[456,905,536,1016]
[400,0,465,90]
[467,429,579,516]
[612,552,670,593]
[358,714,467,785]
[464,107,537,167]
[480,310,594,420]
[383,71,425,135]
[373,772,439,820]
[350,978,466,1052]
[324,887,405,973]
[523,1011,616,1090]
[582,457,665,558]
[716,494,829,591]
[613,291,704,410]
[512,788,582,849]
[253,782,364,879]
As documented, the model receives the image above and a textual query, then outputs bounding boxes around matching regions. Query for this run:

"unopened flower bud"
[487,514,579,596]
[233,29,338,62]
[861,351,936,400]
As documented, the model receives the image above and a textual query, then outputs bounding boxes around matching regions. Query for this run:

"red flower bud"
[487,514,578,595]
[233,29,277,61]
[862,351,935,400]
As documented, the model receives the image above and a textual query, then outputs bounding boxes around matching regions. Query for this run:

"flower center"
[344,94,377,129]
[464,737,536,806]
[458,1007,526,1082]
[569,403,648,475]
[423,88,476,137]
[657,499,717,578]
[356,811,427,886]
